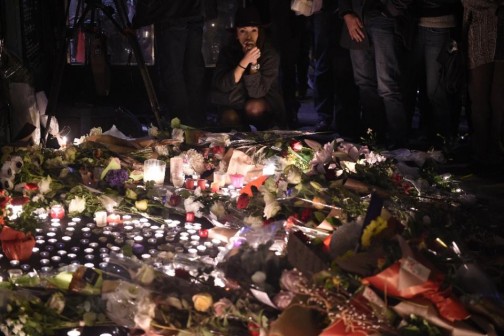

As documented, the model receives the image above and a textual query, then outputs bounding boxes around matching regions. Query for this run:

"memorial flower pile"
[0,124,503,336]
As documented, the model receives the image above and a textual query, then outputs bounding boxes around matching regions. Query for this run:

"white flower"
[284,165,302,185]
[38,175,52,194]
[73,135,86,146]
[364,151,386,165]
[99,194,120,213]
[68,196,86,214]
[154,145,168,156]
[148,124,159,137]
[184,197,204,218]
[186,149,206,175]
[310,142,334,168]
[210,201,226,219]
[251,271,267,284]
[134,296,156,331]
[89,127,103,136]
[263,191,280,219]
[244,215,263,228]
[172,128,184,142]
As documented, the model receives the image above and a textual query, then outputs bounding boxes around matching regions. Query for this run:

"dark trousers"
[155,20,206,127]
[312,10,360,137]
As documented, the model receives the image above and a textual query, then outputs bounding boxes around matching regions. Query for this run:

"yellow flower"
[192,293,213,312]
[360,216,388,248]
[135,199,149,211]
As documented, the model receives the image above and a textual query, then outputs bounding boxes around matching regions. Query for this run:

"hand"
[241,47,261,66]
[343,14,365,43]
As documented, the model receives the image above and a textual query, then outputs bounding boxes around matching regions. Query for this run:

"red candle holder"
[197,179,207,191]
[50,205,65,219]
[186,212,195,222]
[198,229,209,239]
[107,213,122,225]
[185,178,195,189]
[211,182,220,193]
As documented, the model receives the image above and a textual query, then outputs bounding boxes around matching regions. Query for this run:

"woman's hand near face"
[242,47,261,66]
[343,13,365,42]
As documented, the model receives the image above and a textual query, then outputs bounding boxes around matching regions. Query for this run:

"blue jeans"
[155,20,206,127]
[407,26,453,139]
[350,16,407,145]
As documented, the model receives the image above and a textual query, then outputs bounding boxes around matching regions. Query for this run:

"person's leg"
[468,63,493,162]
[490,61,504,157]
[423,27,453,142]
[185,21,206,127]
[350,47,387,143]
[312,10,335,128]
[368,16,408,147]
[155,23,189,121]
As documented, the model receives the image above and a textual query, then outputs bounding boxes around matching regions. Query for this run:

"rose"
[210,201,226,219]
[251,271,267,285]
[280,269,306,292]
[236,194,250,209]
[47,292,65,314]
[135,264,155,285]
[38,175,52,194]
[68,196,86,214]
[273,291,296,310]
[192,293,213,312]
[284,165,302,185]
[289,139,303,152]
[213,298,233,317]
[135,199,149,211]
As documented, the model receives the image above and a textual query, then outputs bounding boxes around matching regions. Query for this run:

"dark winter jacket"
[212,39,286,127]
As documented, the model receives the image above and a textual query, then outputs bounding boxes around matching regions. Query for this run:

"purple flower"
[105,169,129,188]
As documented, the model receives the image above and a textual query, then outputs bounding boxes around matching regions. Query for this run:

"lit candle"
[94,211,107,227]
[230,174,244,188]
[186,212,195,222]
[211,182,220,193]
[213,171,227,187]
[50,204,65,219]
[199,229,209,239]
[185,178,195,189]
[107,213,121,225]
[144,159,167,185]
[197,179,207,191]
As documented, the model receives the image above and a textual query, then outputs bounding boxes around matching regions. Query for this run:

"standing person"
[340,0,415,147]
[312,0,360,137]
[212,5,286,130]
[404,0,463,147]
[133,1,216,128]
[464,0,504,172]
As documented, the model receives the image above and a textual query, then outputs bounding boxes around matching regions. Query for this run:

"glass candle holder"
[50,204,65,219]
[107,213,121,225]
[169,157,184,187]
[197,179,207,191]
[186,212,195,223]
[199,229,209,239]
[213,171,227,187]
[211,182,220,193]
[185,178,195,189]
[94,211,107,227]
[144,159,167,185]
[230,174,244,188]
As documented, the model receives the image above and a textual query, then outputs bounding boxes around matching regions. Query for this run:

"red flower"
[289,139,303,152]
[236,194,250,209]
[24,183,39,192]
[211,146,225,157]
[174,268,191,280]
[248,322,261,336]
[10,197,29,206]
[300,208,313,222]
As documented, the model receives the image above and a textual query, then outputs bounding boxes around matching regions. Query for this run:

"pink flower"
[213,298,233,317]
[280,269,306,292]
[273,291,296,310]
